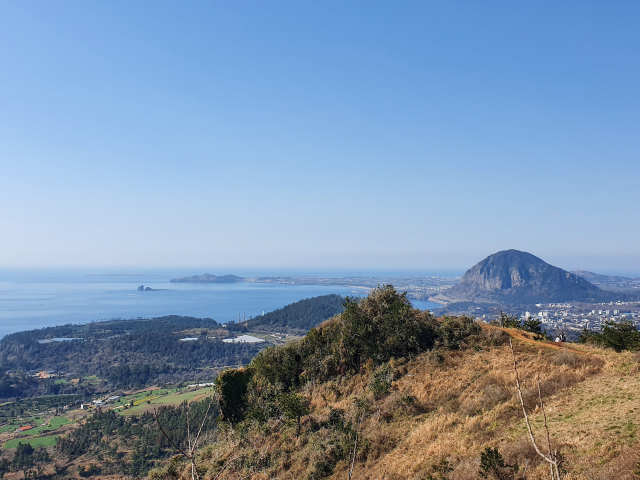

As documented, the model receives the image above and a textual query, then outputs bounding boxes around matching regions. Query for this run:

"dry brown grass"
[148,325,640,480]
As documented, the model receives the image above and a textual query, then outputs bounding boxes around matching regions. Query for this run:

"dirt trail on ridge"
[503,327,589,355]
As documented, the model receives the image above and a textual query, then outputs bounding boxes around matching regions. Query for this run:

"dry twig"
[509,338,562,479]
[348,413,363,480]
[154,393,216,480]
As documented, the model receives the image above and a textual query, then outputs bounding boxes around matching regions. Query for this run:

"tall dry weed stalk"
[509,339,562,479]
[154,395,215,480]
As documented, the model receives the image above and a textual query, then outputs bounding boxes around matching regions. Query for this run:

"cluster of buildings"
[80,395,121,409]
[521,303,640,334]
[5,369,68,379]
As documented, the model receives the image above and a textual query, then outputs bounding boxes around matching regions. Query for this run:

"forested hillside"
[0,316,262,396]
[245,294,345,332]
[0,397,217,479]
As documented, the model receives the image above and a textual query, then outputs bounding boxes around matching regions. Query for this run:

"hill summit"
[430,249,605,305]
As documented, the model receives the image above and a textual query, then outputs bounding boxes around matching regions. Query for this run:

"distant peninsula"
[170,274,245,283]
[168,273,458,300]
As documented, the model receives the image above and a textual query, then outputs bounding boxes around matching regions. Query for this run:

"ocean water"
[0,270,442,337]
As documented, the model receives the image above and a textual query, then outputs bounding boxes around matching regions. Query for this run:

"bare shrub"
[459,396,484,417]
[481,328,511,347]
[426,349,445,365]
[442,397,461,414]
[474,372,511,392]
[538,371,582,397]
[501,436,545,473]
[517,370,583,410]
[552,349,578,366]
[360,425,401,461]
[460,385,512,419]
[483,385,511,406]
[460,333,482,349]
[509,339,562,479]
[451,458,481,480]
[383,473,405,480]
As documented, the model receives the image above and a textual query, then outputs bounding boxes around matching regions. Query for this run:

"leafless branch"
[154,409,190,458]
[538,373,561,479]
[509,338,561,479]
[187,408,192,452]
[193,394,216,451]
[153,393,216,480]
[348,414,363,480]
[212,455,238,480]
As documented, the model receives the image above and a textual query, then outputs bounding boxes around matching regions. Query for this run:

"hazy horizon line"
[1,265,639,279]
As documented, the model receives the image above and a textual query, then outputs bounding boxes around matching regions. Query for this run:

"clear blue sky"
[1,2,639,275]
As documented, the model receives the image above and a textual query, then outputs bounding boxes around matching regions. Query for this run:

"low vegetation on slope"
[146,286,640,480]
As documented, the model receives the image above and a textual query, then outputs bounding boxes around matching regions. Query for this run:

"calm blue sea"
[0,269,442,337]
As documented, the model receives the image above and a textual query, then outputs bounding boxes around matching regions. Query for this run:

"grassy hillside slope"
[155,338,640,480]
[150,326,640,479]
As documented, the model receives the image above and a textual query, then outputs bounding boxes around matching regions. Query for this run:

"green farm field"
[21,416,70,435]
[4,435,58,449]
[120,387,214,415]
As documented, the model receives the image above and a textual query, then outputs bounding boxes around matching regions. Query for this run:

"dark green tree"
[426,457,453,480]
[578,319,640,352]
[339,285,436,370]
[497,312,521,328]
[522,318,543,334]
[214,368,252,424]
[479,446,517,479]
[278,393,310,437]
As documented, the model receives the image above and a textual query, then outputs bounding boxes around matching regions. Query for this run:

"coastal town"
[511,301,640,337]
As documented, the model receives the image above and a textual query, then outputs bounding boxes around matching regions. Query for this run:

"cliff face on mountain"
[430,249,606,305]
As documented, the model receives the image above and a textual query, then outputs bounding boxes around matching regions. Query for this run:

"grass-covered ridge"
[146,286,640,480]
[214,286,479,425]
[149,286,486,479]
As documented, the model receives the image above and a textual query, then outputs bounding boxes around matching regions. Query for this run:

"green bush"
[214,368,252,424]
[250,341,304,391]
[491,312,519,328]
[219,286,481,427]
[369,363,393,399]
[338,286,436,369]
[278,393,309,437]
[77,463,100,478]
[426,457,453,480]
[327,408,345,429]
[479,446,517,479]
[435,316,481,349]
[244,378,281,423]
[522,318,543,334]
[251,285,446,384]
[578,319,640,352]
